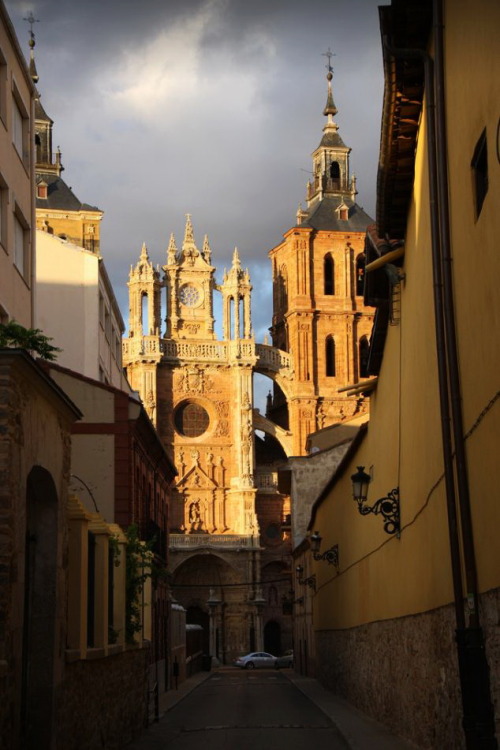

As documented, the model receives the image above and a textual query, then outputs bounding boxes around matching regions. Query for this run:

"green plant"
[0,320,60,360]
[124,524,164,644]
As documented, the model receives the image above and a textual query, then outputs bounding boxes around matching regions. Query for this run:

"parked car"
[275,650,294,669]
[234,651,277,669]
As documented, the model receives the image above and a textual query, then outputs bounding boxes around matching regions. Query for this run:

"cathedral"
[123,66,374,663]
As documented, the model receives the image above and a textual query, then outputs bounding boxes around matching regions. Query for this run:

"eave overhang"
[376,1,432,239]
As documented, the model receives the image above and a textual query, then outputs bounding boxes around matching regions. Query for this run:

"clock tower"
[164,215,216,340]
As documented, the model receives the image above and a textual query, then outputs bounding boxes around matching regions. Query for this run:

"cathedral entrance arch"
[171,552,250,664]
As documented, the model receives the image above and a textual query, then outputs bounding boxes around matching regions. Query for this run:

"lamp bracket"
[357,488,400,535]
[313,544,339,567]
[297,573,316,591]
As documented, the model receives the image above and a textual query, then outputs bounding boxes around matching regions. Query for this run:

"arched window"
[330,161,340,179]
[324,255,335,295]
[326,336,336,377]
[356,254,365,296]
[359,335,369,378]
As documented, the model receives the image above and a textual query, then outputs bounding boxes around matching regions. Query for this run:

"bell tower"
[220,247,252,341]
[125,242,162,423]
[268,55,375,453]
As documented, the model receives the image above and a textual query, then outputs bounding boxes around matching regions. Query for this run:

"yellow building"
[302,1,500,748]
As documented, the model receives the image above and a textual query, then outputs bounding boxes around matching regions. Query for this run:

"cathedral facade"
[123,68,374,664]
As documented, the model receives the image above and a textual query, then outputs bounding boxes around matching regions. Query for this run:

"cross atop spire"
[322,47,338,118]
[24,12,39,45]
[322,47,335,75]
[24,12,40,84]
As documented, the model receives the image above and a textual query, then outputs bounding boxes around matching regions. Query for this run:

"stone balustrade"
[170,534,257,549]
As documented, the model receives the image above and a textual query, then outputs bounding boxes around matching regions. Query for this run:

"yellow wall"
[311,0,500,631]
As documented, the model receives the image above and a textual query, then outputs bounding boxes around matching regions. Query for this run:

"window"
[104,307,111,341]
[0,47,6,125]
[174,401,210,437]
[37,180,48,199]
[324,254,335,295]
[330,161,340,179]
[471,128,488,218]
[0,173,7,250]
[99,292,105,328]
[359,335,369,378]
[14,207,28,278]
[356,254,365,297]
[326,336,336,377]
[12,85,29,165]
[330,161,341,188]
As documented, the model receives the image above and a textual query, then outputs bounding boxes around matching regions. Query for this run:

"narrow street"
[129,669,350,750]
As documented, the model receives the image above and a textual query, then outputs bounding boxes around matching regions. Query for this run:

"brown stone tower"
[124,217,273,663]
[268,62,374,453]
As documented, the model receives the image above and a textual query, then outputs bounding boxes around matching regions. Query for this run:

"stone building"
[124,222,282,663]
[123,67,374,664]
[268,61,374,455]
[31,37,102,253]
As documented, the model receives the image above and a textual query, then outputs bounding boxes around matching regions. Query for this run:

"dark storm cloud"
[5,0,384,346]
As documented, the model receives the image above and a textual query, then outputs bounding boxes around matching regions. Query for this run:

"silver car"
[234,651,277,669]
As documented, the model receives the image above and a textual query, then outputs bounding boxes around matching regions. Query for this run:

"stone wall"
[315,594,500,749]
[56,647,150,750]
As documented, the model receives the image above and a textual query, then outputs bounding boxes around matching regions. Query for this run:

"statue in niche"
[188,499,203,532]
[145,390,156,421]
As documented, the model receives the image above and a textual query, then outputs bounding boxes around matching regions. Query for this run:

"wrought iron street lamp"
[350,466,400,536]
[295,565,316,591]
[310,531,339,568]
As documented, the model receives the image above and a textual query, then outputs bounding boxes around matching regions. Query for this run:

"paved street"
[129,669,350,750]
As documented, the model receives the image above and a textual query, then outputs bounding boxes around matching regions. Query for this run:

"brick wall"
[56,647,150,750]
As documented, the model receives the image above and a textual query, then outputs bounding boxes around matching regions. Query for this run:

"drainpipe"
[433,0,497,745]
[383,0,497,743]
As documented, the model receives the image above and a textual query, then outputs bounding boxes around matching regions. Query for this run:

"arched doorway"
[264,620,281,656]
[172,553,245,663]
[22,466,59,750]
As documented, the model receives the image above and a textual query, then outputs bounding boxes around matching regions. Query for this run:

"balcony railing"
[254,472,279,491]
[170,534,257,549]
[255,344,292,375]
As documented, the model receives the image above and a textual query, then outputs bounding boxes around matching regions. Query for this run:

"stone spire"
[181,213,199,264]
[323,68,337,119]
[304,52,352,208]
[24,12,40,84]
[166,232,177,265]
[221,247,252,340]
[202,234,212,263]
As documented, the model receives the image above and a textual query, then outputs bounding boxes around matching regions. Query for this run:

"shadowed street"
[128,669,350,750]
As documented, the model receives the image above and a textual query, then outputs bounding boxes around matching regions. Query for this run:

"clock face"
[179,284,201,307]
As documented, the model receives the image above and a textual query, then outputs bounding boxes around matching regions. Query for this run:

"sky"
[5,0,384,347]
